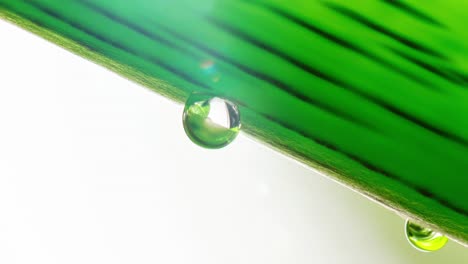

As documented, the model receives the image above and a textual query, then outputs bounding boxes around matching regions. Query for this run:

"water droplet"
[405,219,448,252]
[183,92,241,149]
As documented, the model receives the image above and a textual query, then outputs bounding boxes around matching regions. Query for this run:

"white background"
[0,20,467,263]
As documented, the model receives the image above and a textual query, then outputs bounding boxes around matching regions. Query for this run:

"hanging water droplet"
[183,92,241,149]
[405,219,448,252]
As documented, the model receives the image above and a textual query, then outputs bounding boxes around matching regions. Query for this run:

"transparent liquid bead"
[183,92,241,149]
[405,219,448,252]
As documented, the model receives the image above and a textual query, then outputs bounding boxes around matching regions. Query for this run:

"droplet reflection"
[183,92,241,149]
[405,219,448,252]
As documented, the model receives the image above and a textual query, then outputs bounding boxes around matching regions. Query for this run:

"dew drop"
[405,219,448,252]
[183,92,241,149]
